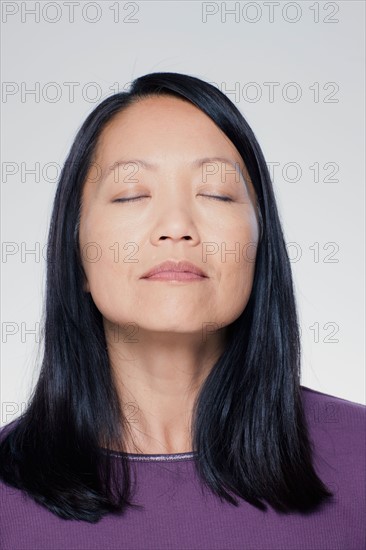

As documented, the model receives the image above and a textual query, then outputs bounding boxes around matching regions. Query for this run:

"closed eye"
[113,195,233,203]
[201,195,233,202]
[113,196,149,203]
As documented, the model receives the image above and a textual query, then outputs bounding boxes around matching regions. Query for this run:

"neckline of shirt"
[100,447,197,462]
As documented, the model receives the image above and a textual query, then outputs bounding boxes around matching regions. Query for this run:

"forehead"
[102,95,218,134]
[93,95,245,169]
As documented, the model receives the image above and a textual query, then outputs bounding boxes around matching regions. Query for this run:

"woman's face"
[79,95,260,341]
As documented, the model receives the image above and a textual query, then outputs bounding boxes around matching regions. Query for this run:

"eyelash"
[113,195,233,203]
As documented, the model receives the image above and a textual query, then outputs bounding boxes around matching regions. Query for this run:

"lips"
[141,260,208,279]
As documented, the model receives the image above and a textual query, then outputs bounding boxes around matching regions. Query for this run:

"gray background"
[1,1,365,427]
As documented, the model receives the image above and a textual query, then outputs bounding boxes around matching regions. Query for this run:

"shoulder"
[300,385,365,447]
[300,385,365,504]
[300,384,366,426]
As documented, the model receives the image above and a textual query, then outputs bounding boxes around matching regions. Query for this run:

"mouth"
[141,260,208,280]
[142,271,207,282]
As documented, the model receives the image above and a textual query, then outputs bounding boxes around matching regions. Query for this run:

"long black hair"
[0,72,334,522]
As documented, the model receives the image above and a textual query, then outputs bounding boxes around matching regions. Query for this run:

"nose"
[149,186,200,245]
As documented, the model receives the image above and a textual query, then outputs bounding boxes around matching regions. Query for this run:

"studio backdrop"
[1,0,365,429]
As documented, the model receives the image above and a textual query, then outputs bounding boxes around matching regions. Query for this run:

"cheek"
[80,207,137,273]
[79,213,126,301]
[79,205,148,307]
[214,260,256,326]
[217,210,259,265]
[223,254,256,297]
[81,251,137,327]
[215,218,258,308]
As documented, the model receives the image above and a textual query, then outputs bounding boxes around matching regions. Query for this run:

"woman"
[0,72,364,550]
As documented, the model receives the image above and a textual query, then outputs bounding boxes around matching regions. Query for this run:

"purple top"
[0,386,365,549]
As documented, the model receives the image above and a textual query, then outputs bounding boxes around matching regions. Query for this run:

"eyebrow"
[108,156,243,173]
